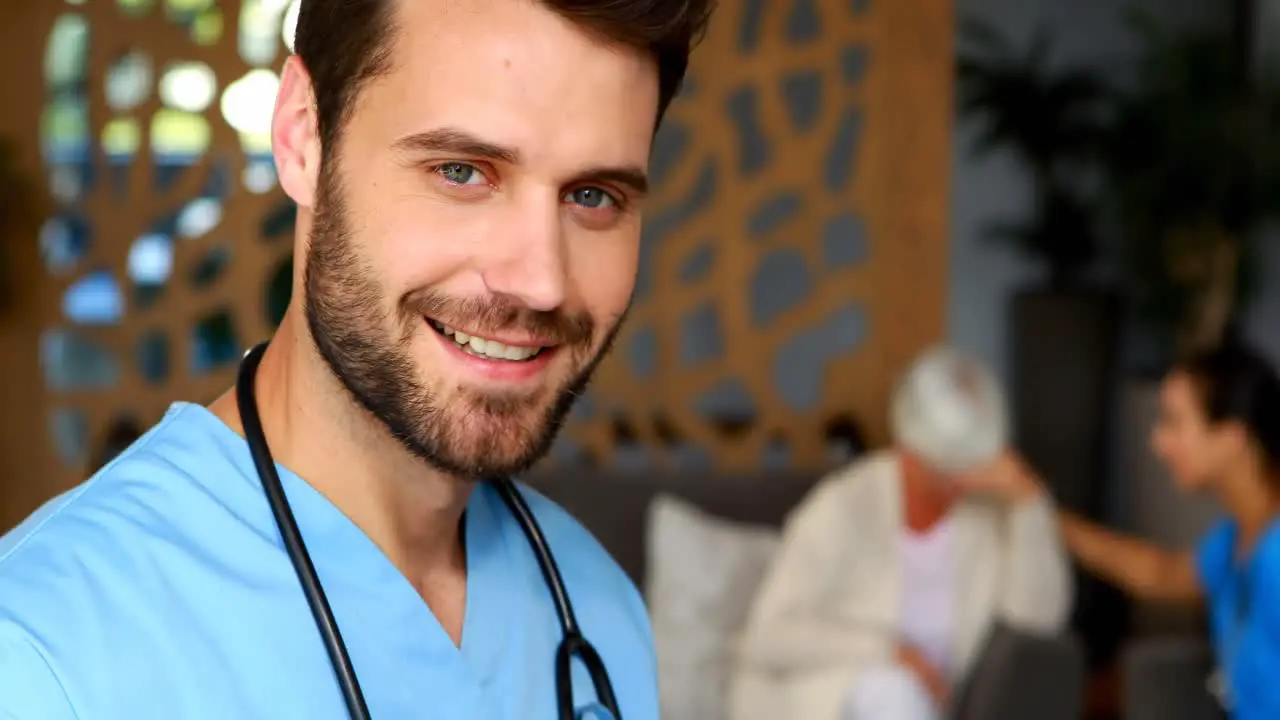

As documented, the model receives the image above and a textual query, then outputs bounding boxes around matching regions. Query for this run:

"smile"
[428,320,547,362]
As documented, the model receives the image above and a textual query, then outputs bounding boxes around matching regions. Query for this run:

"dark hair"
[293,0,714,155]
[91,415,145,473]
[1176,343,1280,481]
[824,415,866,460]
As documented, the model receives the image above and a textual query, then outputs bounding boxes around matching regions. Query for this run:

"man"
[729,347,1073,720]
[0,0,712,716]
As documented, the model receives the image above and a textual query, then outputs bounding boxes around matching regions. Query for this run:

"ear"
[272,55,322,209]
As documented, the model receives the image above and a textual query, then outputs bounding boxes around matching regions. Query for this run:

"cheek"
[331,135,484,298]
[1152,426,1186,466]
[1153,429,1210,484]
[345,186,484,299]
[567,231,638,325]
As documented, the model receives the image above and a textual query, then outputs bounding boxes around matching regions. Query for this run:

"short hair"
[890,346,1008,475]
[1176,343,1280,482]
[293,0,716,154]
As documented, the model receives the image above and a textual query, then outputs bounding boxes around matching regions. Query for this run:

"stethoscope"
[235,342,621,720]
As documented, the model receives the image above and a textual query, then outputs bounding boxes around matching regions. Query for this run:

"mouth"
[427,319,549,363]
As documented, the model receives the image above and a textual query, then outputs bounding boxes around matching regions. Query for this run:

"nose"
[480,198,568,311]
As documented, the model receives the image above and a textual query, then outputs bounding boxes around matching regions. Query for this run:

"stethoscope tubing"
[238,343,372,720]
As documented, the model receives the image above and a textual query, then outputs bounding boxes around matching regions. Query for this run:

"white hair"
[890,346,1008,475]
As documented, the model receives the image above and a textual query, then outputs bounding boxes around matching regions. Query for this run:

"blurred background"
[0,0,1273,718]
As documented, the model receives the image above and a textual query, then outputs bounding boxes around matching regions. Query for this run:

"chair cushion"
[525,469,818,587]
[645,494,781,720]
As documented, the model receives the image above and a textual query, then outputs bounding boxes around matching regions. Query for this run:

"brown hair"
[293,0,715,155]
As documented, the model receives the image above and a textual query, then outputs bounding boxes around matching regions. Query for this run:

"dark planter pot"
[1010,288,1120,513]
[1009,287,1128,668]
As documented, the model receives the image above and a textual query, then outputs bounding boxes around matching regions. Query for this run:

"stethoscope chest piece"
[574,703,617,720]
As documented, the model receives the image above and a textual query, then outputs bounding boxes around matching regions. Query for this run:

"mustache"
[408,291,595,346]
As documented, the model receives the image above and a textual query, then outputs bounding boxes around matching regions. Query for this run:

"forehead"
[358,0,659,168]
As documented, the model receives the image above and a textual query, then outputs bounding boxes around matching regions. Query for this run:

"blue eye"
[438,163,483,185]
[566,187,614,209]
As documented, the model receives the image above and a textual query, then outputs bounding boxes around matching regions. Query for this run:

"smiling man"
[0,0,712,717]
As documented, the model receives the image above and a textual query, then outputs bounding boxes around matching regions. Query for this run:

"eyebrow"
[393,128,520,164]
[392,127,649,197]
[577,167,649,196]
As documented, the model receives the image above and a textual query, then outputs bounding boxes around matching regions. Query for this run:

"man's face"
[289,0,658,478]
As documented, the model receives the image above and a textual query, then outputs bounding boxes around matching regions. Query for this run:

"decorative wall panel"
[28,0,951,485]
[35,0,298,476]
[552,0,953,471]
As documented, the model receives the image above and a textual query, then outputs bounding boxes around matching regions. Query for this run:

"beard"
[302,158,624,480]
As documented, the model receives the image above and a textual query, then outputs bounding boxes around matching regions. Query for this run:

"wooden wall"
[558,0,954,473]
[0,0,952,530]
[0,2,70,530]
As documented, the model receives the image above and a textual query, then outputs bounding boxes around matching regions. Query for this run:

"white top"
[730,451,1074,720]
[899,515,957,679]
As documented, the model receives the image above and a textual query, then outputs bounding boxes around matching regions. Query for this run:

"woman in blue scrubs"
[1057,343,1280,719]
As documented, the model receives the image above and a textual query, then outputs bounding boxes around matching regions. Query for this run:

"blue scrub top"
[0,403,658,719]
[1196,516,1280,720]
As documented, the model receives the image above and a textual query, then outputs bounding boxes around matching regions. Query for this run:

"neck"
[898,453,957,532]
[209,307,472,594]
[1216,456,1280,550]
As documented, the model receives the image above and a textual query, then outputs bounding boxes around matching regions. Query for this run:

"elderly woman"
[729,347,1073,720]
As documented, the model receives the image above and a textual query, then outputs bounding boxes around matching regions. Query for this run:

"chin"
[1169,472,1207,494]
[426,394,565,478]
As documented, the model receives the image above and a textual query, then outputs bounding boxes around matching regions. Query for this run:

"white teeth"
[430,320,542,362]
[463,337,541,361]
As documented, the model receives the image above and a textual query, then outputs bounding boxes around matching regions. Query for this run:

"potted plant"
[1102,10,1280,368]
[1097,13,1280,651]
[956,19,1120,512]
[957,20,1111,289]
[957,21,1127,670]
